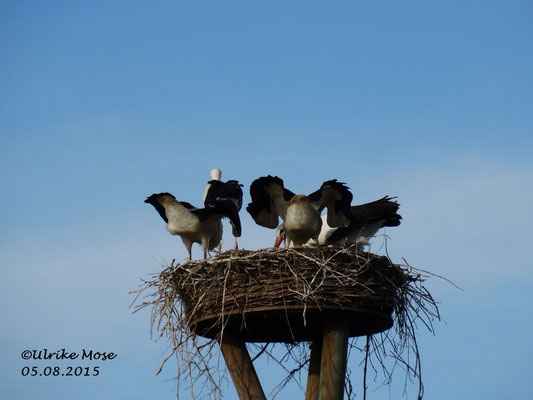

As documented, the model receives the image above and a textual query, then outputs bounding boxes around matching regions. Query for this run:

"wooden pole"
[318,317,350,400]
[305,339,322,400]
[219,332,267,400]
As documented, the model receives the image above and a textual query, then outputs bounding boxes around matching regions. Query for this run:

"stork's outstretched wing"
[308,179,355,227]
[247,175,295,229]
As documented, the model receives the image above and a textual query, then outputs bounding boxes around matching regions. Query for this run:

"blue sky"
[1,1,532,399]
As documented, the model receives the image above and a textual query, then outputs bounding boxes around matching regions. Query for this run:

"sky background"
[1,1,532,399]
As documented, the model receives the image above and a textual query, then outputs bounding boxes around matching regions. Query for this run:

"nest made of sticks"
[166,247,411,342]
[132,246,441,399]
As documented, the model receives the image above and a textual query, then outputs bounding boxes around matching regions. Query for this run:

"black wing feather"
[327,196,402,242]
[207,199,242,237]
[247,175,295,228]
[204,180,244,210]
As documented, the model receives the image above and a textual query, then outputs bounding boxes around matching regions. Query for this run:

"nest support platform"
[192,305,392,343]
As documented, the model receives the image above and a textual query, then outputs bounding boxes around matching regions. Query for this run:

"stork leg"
[182,239,193,260]
[234,236,239,250]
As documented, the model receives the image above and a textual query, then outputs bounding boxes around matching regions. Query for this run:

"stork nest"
[132,246,442,399]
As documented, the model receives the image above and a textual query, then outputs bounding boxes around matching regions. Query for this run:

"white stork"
[246,175,355,248]
[274,196,402,248]
[145,192,241,260]
[202,168,244,250]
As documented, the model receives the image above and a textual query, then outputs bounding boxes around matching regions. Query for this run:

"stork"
[202,168,244,250]
[246,175,355,248]
[274,196,402,248]
[145,192,241,260]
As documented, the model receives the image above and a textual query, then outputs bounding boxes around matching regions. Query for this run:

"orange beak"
[274,236,284,248]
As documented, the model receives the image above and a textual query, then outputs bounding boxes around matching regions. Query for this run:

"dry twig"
[131,246,441,399]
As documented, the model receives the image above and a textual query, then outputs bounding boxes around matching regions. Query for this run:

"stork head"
[210,168,222,181]
[274,223,285,248]
[290,194,311,205]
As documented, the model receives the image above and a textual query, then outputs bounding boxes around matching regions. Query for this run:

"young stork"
[274,196,402,248]
[202,168,244,250]
[246,175,355,248]
[145,192,241,260]
[323,196,401,246]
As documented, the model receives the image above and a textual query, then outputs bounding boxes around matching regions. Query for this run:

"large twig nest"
[157,247,416,342]
[133,246,441,399]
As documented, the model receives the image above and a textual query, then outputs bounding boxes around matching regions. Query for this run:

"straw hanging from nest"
[132,246,441,399]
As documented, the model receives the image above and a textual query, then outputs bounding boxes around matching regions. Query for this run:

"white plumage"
[275,196,402,248]
[202,168,222,205]
[145,192,241,260]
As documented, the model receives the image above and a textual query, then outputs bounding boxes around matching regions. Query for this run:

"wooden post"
[220,332,267,400]
[305,339,322,400]
[318,317,350,400]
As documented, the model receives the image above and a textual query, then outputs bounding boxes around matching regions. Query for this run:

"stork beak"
[274,236,284,248]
